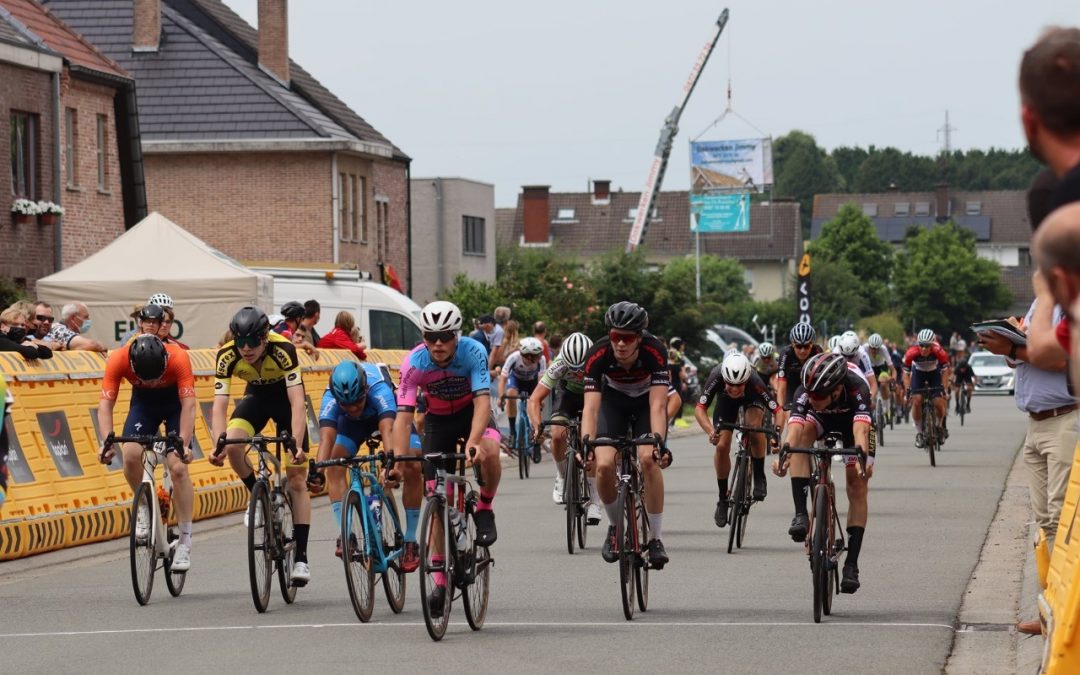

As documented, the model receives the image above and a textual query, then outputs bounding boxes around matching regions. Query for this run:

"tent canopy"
[37,212,274,348]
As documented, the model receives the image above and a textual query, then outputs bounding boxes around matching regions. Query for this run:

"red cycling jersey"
[101,342,196,400]
[902,343,950,373]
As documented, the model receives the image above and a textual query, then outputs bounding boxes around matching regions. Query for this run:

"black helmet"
[801,352,848,394]
[280,301,305,320]
[129,335,169,381]
[137,303,166,322]
[229,306,270,339]
[604,301,648,332]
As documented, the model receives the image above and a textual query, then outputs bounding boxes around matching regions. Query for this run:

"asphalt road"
[0,394,1025,675]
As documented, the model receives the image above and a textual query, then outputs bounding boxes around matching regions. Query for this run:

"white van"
[248,264,423,350]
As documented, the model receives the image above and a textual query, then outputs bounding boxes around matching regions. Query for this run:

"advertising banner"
[797,253,813,327]
[690,138,774,193]
[690,193,751,233]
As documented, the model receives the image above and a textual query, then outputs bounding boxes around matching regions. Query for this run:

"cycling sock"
[555,459,566,479]
[717,478,728,499]
[241,473,256,492]
[508,417,516,438]
[791,477,810,516]
[179,521,192,548]
[752,457,766,481]
[846,526,865,567]
[405,508,420,542]
[294,524,310,563]
[648,513,663,541]
[476,489,495,512]
[587,476,600,505]
[331,500,342,530]
[432,555,446,587]
[604,500,619,525]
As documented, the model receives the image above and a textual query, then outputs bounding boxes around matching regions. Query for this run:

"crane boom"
[626,9,729,252]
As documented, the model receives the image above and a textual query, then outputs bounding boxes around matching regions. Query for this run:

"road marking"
[0,620,956,638]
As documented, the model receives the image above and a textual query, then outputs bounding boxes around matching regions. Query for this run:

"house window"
[10,112,38,198]
[376,198,389,259]
[463,215,485,255]
[965,201,982,215]
[96,114,109,190]
[338,173,349,240]
[626,207,659,221]
[914,201,931,216]
[64,108,78,188]
[861,203,877,216]
[894,202,909,216]
[555,207,576,221]
[358,177,367,243]
[1019,247,1032,267]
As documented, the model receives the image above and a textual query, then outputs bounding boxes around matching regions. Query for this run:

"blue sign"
[690,193,750,232]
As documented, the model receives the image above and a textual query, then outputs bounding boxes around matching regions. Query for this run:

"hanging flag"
[797,253,812,327]
[382,262,403,293]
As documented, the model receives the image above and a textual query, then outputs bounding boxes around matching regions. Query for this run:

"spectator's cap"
[137,304,166,322]
[477,313,495,325]
[281,301,305,320]
[147,292,173,309]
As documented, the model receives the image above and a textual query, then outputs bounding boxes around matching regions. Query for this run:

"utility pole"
[937,110,957,155]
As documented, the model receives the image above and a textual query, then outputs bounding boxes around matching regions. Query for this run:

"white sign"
[690,138,773,193]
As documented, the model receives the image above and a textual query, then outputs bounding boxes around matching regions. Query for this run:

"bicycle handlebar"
[582,435,661,448]
[311,452,390,471]
[778,442,868,477]
[213,431,296,460]
[713,421,780,440]
[101,432,184,464]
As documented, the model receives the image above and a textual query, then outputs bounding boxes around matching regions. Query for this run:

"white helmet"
[917,328,936,346]
[147,292,173,309]
[838,333,861,357]
[757,342,775,359]
[720,352,753,385]
[827,335,841,352]
[560,332,592,368]
[420,301,463,332]
[519,337,544,355]
[867,333,883,349]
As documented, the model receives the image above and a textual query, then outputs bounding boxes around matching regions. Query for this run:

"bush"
[856,312,905,344]
[0,277,27,311]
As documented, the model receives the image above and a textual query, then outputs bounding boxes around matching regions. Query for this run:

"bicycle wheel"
[519,416,532,477]
[342,489,375,622]
[418,497,450,641]
[727,455,746,554]
[925,406,937,468]
[736,457,751,549]
[165,525,186,598]
[576,454,589,550]
[635,496,649,612]
[959,392,966,426]
[876,411,885,447]
[463,494,491,631]
[517,429,527,480]
[380,490,407,614]
[129,483,156,606]
[565,449,579,555]
[277,491,297,604]
[811,485,829,623]
[616,484,635,620]
[247,481,272,613]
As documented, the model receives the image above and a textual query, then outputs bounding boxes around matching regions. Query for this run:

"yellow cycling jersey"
[214,331,303,395]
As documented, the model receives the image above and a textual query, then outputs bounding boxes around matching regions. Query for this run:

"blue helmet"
[329,361,367,405]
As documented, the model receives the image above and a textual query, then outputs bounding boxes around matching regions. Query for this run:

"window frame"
[10,111,38,198]
[64,108,78,189]
[96,113,108,191]
[462,214,486,256]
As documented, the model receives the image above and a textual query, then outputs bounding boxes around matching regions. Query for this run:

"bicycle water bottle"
[368,494,382,526]
[449,507,467,552]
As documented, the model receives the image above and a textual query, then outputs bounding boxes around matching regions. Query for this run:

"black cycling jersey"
[777,344,823,385]
[697,368,778,421]
[953,362,975,384]
[583,333,670,398]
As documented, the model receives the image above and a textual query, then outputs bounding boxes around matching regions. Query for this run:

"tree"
[584,248,657,337]
[772,130,842,234]
[804,258,869,336]
[808,203,894,314]
[831,145,868,191]
[893,222,1012,336]
[650,256,752,347]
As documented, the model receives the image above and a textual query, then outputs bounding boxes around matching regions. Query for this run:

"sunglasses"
[609,330,640,345]
[35,314,53,323]
[808,389,834,401]
[423,330,456,344]
[235,335,263,349]
[793,343,812,350]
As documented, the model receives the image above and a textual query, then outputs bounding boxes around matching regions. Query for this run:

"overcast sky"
[230,1,1078,206]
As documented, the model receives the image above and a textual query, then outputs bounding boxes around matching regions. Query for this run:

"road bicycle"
[583,433,661,621]
[311,436,407,622]
[539,417,590,554]
[911,386,946,467]
[413,441,493,641]
[214,432,299,613]
[714,420,779,554]
[778,434,867,623]
[102,432,187,605]
[500,392,536,479]
[955,385,972,426]
[873,391,887,447]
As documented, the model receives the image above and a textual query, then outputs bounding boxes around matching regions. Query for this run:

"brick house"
[497,182,802,302]
[1,0,145,290]
[46,0,413,293]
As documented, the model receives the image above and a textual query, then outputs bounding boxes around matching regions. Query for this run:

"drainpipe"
[405,161,413,297]
[51,71,62,272]
[331,151,339,263]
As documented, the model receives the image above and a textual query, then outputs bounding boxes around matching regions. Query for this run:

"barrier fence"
[0,348,407,561]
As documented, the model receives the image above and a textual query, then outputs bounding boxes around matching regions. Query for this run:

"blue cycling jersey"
[397,336,491,416]
[318,362,397,429]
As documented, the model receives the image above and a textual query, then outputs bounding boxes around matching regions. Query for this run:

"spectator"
[31,301,53,340]
[472,314,495,354]
[0,307,51,360]
[549,333,563,361]
[316,310,367,359]
[48,302,106,352]
[302,300,322,344]
[533,321,551,362]
[159,306,190,349]
[273,301,305,338]
[290,324,320,360]
[1029,203,1080,360]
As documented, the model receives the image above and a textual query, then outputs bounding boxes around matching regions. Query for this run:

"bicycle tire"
[925,404,937,468]
[616,484,635,620]
[565,449,578,555]
[635,497,649,612]
[959,392,966,426]
[277,491,297,604]
[247,481,273,613]
[418,497,450,641]
[165,525,186,597]
[463,493,491,631]
[576,452,589,550]
[876,412,885,447]
[727,454,746,554]
[736,457,751,549]
[130,483,156,606]
[519,415,532,477]
[379,490,407,614]
[811,484,829,623]
[517,426,527,480]
[342,489,375,622]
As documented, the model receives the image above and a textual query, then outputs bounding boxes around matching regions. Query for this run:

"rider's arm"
[694,366,722,436]
[179,396,196,458]
[287,384,307,453]
[211,345,234,440]
[581,390,600,442]
[97,348,124,442]
[527,382,549,435]
[853,420,872,459]
[497,371,508,401]
[377,416,395,448]
[468,392,491,450]
[391,410,414,459]
[97,396,116,442]
[649,384,668,440]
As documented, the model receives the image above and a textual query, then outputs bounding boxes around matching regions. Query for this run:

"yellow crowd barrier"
[0,348,407,561]
[1040,438,1080,673]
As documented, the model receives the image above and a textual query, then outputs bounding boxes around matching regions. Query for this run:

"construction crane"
[626,8,729,252]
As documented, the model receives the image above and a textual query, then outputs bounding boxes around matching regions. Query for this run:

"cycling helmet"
[137,304,166,322]
[519,337,544,355]
[560,332,592,368]
[827,335,841,352]
[917,328,936,346]
[129,334,169,381]
[604,301,648,332]
[329,361,367,406]
[420,300,463,332]
[147,292,173,309]
[757,342,775,359]
[720,352,753,385]
[838,333,861,357]
[801,352,848,394]
[789,322,815,345]
[867,333,884,349]
[280,301,305,321]
[229,306,270,339]
[841,330,858,340]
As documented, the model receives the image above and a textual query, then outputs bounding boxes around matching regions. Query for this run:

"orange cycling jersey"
[101,342,196,400]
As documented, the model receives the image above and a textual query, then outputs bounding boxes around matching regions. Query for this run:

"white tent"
[37,212,274,348]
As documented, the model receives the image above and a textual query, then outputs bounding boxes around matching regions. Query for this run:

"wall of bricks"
[371,158,410,294]
[0,61,57,292]
[59,75,125,268]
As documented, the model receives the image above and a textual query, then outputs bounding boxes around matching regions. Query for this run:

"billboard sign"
[690,193,751,233]
[690,138,773,193]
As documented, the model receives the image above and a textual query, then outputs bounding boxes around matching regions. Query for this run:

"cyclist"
[864,333,897,411]
[887,339,908,414]
[695,352,779,527]
[836,332,878,402]
[391,301,502,617]
[827,335,841,353]
[272,301,305,339]
[903,328,952,449]
[776,323,823,434]
[527,332,602,521]
[952,355,977,414]
[581,301,672,569]
[752,342,781,389]
[774,352,873,593]
[98,334,196,571]
[209,306,312,586]
[497,336,547,450]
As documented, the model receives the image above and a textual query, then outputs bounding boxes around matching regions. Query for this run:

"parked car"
[698,324,760,373]
[969,351,1015,395]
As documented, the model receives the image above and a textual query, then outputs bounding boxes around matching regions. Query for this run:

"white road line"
[0,620,956,638]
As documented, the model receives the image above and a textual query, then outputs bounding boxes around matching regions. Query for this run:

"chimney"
[132,0,161,52]
[258,0,290,86]
[935,182,951,221]
[592,179,611,203]
[522,185,551,245]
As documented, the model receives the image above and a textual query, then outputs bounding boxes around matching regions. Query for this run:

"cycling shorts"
[228,390,311,466]
[910,370,945,398]
[597,388,656,440]
[123,387,182,438]
[790,410,874,467]
[551,387,584,422]
[873,365,891,381]
[420,406,500,480]
[334,419,422,458]
[711,392,766,426]
[507,373,539,396]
